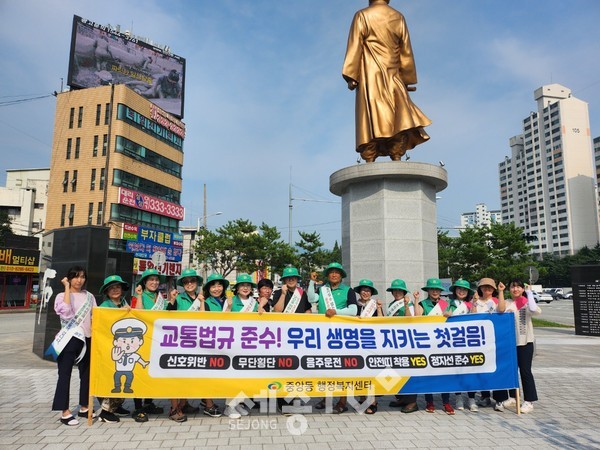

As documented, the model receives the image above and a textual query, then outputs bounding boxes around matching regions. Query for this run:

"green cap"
[281,266,301,280]
[234,273,257,288]
[323,262,347,279]
[203,273,230,290]
[354,279,378,295]
[386,279,408,294]
[176,268,203,287]
[99,275,129,295]
[422,277,443,291]
[450,278,474,293]
[137,268,166,287]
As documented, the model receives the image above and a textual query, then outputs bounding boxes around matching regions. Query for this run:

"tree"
[194,219,296,278]
[439,223,535,284]
[0,210,13,247]
[295,231,329,282]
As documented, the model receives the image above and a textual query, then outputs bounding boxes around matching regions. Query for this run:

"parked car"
[564,291,573,299]
[533,291,554,303]
[544,288,565,300]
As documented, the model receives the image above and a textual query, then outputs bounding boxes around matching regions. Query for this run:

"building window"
[63,171,69,193]
[60,204,66,227]
[112,169,181,203]
[88,203,94,225]
[96,104,101,126]
[77,106,83,128]
[93,135,98,157]
[75,137,80,159]
[104,103,110,125]
[102,134,108,156]
[115,135,182,177]
[66,138,72,160]
[100,168,105,190]
[69,108,74,129]
[68,204,75,226]
[97,202,103,225]
[90,169,96,191]
[71,170,77,192]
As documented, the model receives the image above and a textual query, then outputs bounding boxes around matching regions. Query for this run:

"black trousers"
[51,337,90,411]
[494,342,538,402]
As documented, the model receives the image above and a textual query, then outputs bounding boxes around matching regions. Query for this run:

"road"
[535,298,575,327]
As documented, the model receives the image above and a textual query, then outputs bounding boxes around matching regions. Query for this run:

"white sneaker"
[503,397,517,407]
[455,395,464,410]
[468,399,478,412]
[223,406,241,419]
[520,401,534,413]
[235,404,249,416]
[494,401,505,412]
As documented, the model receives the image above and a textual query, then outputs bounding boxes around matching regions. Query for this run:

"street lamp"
[196,211,223,279]
[197,211,223,232]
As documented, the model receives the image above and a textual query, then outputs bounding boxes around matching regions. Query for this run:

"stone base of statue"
[330,161,447,303]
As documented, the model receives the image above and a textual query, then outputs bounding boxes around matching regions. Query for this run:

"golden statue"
[343,0,431,162]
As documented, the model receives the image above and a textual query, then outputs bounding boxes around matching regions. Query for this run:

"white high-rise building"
[461,203,502,228]
[499,84,600,257]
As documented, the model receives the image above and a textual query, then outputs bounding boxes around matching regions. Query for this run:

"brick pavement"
[1,312,599,449]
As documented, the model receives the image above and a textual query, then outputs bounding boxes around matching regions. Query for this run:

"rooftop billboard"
[67,15,186,119]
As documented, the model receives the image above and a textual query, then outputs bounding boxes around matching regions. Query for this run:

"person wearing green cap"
[272,267,311,314]
[354,279,383,318]
[447,279,477,412]
[230,273,269,313]
[353,278,383,414]
[271,267,311,415]
[134,269,167,311]
[132,269,166,421]
[307,262,358,318]
[202,273,230,312]
[417,277,454,415]
[165,269,207,422]
[96,275,132,423]
[386,279,419,318]
[311,263,357,414]
[167,268,204,311]
[385,278,420,413]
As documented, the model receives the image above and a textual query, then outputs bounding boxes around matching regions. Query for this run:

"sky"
[1,0,600,248]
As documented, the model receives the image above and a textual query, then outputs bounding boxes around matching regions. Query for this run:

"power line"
[0,93,54,107]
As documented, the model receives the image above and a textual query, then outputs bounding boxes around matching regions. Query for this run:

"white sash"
[387,300,403,316]
[46,292,93,362]
[283,288,303,313]
[428,303,444,316]
[360,298,378,318]
[151,292,166,311]
[322,286,336,310]
[453,301,470,316]
[188,298,202,312]
[240,297,257,312]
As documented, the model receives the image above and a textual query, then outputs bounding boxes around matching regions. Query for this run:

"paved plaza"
[1,311,599,449]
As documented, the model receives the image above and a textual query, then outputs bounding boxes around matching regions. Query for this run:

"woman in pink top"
[51,266,95,426]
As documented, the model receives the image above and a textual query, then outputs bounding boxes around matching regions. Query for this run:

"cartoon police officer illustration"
[111,318,149,393]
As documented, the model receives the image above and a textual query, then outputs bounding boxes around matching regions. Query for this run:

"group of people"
[51,262,541,426]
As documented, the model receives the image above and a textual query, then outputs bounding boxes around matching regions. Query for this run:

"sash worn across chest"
[283,287,304,313]
[45,291,94,362]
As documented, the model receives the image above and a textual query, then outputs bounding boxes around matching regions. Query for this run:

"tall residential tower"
[498,84,599,257]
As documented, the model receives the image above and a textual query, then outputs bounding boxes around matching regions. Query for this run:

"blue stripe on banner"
[397,313,519,394]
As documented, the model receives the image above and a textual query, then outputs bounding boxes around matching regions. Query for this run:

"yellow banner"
[90,308,498,399]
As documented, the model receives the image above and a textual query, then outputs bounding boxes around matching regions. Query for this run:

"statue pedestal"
[330,161,447,302]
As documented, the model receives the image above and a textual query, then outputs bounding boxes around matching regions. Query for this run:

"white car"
[533,291,554,303]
